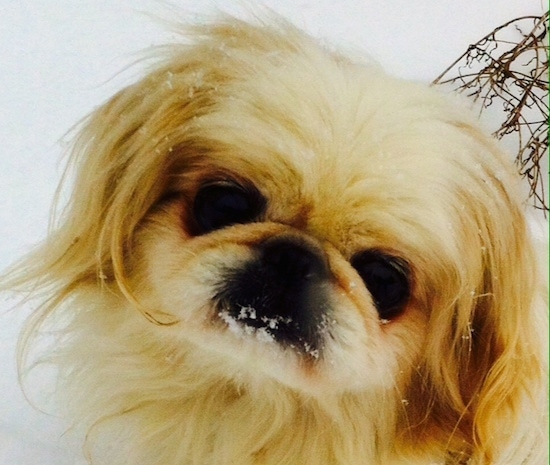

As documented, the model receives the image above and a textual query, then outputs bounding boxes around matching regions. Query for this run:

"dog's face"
[136,112,427,393]
[15,17,546,464]
[125,31,506,396]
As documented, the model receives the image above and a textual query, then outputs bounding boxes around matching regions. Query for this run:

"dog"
[7,15,548,465]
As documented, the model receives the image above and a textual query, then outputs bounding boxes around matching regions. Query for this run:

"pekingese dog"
[7,15,548,465]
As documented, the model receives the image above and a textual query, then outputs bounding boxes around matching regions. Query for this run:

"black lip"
[214,240,334,358]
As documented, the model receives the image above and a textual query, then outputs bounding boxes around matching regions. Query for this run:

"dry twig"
[433,12,549,214]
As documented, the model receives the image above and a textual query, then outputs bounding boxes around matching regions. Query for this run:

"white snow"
[218,306,294,343]
[0,1,546,464]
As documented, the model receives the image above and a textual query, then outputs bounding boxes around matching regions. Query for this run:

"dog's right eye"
[193,181,265,234]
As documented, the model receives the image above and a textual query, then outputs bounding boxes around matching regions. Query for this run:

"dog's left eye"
[193,181,265,234]
[351,251,410,320]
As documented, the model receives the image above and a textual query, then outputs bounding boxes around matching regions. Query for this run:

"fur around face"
[7,16,548,465]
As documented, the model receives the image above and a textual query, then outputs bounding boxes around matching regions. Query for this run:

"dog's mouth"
[213,235,335,359]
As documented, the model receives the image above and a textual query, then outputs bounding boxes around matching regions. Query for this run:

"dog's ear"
[3,34,227,323]
[403,124,547,462]
[9,73,202,316]
[4,17,311,321]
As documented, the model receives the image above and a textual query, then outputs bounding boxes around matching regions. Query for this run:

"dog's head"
[13,17,546,464]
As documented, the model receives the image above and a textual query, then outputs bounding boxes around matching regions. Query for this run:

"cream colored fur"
[5,15,548,465]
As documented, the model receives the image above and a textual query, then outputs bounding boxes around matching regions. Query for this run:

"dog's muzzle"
[214,235,333,357]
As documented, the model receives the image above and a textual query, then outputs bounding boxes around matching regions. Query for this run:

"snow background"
[0,1,546,463]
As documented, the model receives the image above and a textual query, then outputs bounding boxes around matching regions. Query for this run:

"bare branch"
[433,13,549,214]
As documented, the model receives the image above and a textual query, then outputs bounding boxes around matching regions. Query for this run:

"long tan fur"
[4,15,547,465]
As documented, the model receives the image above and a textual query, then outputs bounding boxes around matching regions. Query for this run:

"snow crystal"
[461,322,475,341]
[262,317,278,329]
[237,306,256,320]
[165,71,174,90]
[217,309,278,345]
[218,310,244,336]
[302,342,320,359]
[256,328,276,344]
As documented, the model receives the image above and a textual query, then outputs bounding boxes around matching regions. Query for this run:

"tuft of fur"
[3,15,547,465]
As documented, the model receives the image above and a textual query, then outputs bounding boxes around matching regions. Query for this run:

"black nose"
[260,237,330,285]
[215,236,332,357]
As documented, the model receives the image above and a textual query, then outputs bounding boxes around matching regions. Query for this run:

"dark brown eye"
[351,251,410,320]
[193,181,264,234]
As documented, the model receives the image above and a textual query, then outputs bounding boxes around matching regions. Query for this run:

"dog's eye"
[351,251,410,320]
[193,181,264,234]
